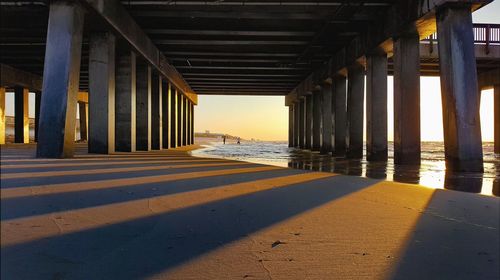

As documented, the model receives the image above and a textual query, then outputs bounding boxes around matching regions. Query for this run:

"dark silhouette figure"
[237,137,241,145]
[223,135,226,145]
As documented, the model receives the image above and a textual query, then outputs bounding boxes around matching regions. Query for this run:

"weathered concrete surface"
[346,64,365,159]
[312,90,322,151]
[183,98,188,146]
[1,144,498,280]
[115,51,137,152]
[151,73,162,150]
[88,32,116,154]
[78,102,87,141]
[437,4,483,172]
[178,94,184,147]
[34,92,41,143]
[305,95,313,149]
[162,82,171,149]
[171,88,178,148]
[136,63,152,151]
[320,83,333,154]
[333,76,347,157]
[0,88,5,144]
[393,34,421,165]
[366,52,388,161]
[36,1,83,158]
[288,106,294,147]
[14,87,29,144]
[293,102,299,148]
[495,84,500,154]
[191,103,195,144]
[299,99,305,149]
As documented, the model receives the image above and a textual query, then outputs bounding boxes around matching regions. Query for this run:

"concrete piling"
[36,1,84,158]
[436,4,483,172]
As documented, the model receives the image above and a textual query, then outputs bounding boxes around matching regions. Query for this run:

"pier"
[1,0,499,279]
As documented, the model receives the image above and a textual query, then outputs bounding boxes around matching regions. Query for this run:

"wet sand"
[1,143,498,279]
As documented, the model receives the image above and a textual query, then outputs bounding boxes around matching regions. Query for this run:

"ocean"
[192,140,499,196]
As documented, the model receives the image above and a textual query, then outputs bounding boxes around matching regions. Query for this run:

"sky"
[3,1,499,142]
[194,1,500,141]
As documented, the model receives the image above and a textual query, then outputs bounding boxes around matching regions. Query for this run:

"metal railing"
[422,23,500,54]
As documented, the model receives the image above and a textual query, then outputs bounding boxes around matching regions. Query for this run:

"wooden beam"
[0,63,43,91]
[82,0,197,104]
[288,0,492,101]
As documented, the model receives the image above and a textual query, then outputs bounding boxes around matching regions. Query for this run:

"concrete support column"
[495,84,500,154]
[333,76,347,156]
[171,88,178,148]
[14,87,29,144]
[346,64,365,159]
[37,1,84,158]
[0,87,5,144]
[288,105,294,147]
[312,89,322,151]
[191,103,195,144]
[366,51,388,161]
[161,81,171,149]
[188,100,191,145]
[178,93,183,146]
[321,82,333,154]
[393,33,421,164]
[436,4,483,172]
[183,97,188,146]
[88,32,115,154]
[34,92,41,142]
[293,102,299,147]
[151,73,162,150]
[135,63,151,151]
[78,101,87,141]
[305,95,313,149]
[115,51,136,152]
[299,99,305,148]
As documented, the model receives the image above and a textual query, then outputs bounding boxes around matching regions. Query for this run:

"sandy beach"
[1,143,498,279]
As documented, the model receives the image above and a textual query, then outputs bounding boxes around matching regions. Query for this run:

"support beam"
[162,81,171,149]
[305,95,313,149]
[14,87,29,144]
[495,84,500,154]
[366,52,388,161]
[333,76,347,157]
[393,33,421,164]
[186,100,190,145]
[437,4,483,172]
[0,87,5,144]
[288,105,294,147]
[299,99,305,148]
[312,89,322,151]
[34,92,41,142]
[191,102,195,144]
[88,32,115,154]
[320,82,333,154]
[178,93,183,146]
[171,88,178,148]
[346,64,365,159]
[136,63,152,151]
[115,51,137,152]
[151,72,162,150]
[83,0,197,104]
[0,63,43,91]
[37,1,83,158]
[182,98,188,146]
[293,102,300,147]
[78,102,88,141]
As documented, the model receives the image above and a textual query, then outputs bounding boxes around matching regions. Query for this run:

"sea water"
[192,140,499,196]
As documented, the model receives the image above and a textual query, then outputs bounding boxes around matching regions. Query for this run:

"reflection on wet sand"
[286,149,498,196]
